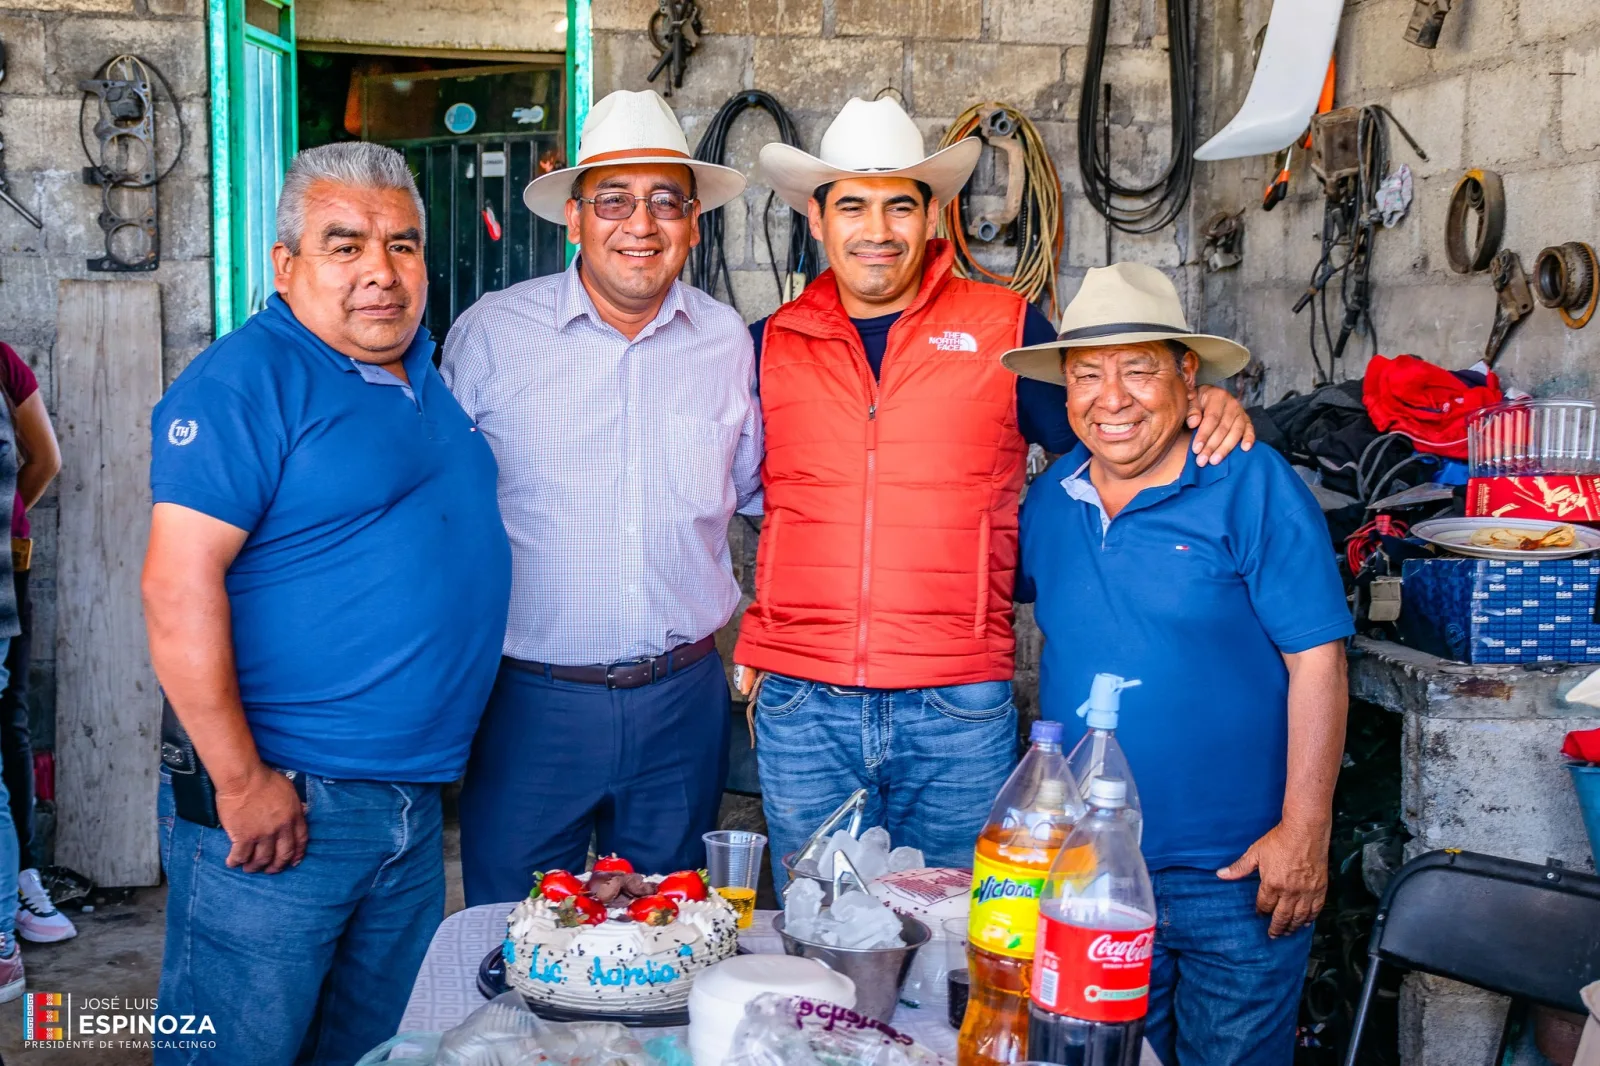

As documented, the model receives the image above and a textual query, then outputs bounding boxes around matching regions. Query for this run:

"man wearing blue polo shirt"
[1005,263,1353,1066]
[142,143,511,1066]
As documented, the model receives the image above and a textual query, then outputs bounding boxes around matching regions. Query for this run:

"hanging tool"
[1201,211,1244,271]
[966,109,1027,244]
[1404,0,1452,47]
[1444,169,1505,273]
[1262,144,1294,210]
[481,204,502,242]
[1533,241,1598,329]
[646,0,702,96]
[0,39,40,230]
[1484,249,1534,367]
[1259,56,1331,211]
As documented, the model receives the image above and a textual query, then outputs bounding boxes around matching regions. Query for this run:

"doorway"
[297,51,567,338]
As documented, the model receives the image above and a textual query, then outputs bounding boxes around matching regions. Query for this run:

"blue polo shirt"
[150,295,512,782]
[1016,442,1352,872]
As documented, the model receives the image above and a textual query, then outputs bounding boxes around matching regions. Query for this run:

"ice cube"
[887,846,925,873]
[826,890,906,949]
[784,877,825,938]
[856,826,892,881]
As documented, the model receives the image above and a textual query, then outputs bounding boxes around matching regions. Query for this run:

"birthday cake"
[503,855,741,1013]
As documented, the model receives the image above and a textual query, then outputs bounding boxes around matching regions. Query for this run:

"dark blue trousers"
[459,652,731,905]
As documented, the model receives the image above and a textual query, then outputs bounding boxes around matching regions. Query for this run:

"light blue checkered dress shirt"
[440,259,763,666]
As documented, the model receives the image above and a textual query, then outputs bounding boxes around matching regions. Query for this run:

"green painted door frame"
[564,0,590,265]
[208,0,587,327]
[207,0,297,336]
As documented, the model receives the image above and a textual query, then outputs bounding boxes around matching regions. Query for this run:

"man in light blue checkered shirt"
[441,90,761,904]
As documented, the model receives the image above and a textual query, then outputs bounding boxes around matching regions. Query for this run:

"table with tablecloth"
[399,903,1159,1064]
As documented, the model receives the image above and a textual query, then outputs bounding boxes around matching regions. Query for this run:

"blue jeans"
[754,674,1018,885]
[1144,867,1313,1066]
[157,774,444,1066]
[459,653,731,906]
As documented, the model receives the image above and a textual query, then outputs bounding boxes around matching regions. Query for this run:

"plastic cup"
[943,917,970,1029]
[703,830,766,929]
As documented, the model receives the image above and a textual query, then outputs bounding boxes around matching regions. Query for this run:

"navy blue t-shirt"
[1016,443,1353,872]
[749,303,1076,452]
[150,295,513,782]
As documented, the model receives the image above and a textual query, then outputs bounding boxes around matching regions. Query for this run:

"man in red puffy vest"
[734,97,1255,878]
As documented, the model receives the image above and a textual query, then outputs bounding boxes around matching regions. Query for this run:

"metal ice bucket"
[772,912,931,1022]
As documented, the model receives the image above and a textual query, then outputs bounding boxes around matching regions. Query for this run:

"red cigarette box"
[1467,475,1600,522]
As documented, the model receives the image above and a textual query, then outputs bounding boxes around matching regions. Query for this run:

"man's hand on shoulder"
[216,764,308,874]
[1188,386,1255,468]
[1216,818,1330,937]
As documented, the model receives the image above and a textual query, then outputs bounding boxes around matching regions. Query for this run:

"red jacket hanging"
[1362,354,1502,459]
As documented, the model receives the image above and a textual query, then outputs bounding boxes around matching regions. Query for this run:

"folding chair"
[1343,849,1600,1066]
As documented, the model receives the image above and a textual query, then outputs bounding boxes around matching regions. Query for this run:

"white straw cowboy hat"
[758,97,983,215]
[1001,262,1252,386]
[522,89,746,224]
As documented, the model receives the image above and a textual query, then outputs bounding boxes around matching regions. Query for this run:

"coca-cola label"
[1030,913,1155,1023]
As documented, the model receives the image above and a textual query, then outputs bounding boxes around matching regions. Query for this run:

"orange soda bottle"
[959,719,1084,1065]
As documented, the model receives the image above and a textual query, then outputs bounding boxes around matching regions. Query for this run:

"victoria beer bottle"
[1028,777,1156,1066]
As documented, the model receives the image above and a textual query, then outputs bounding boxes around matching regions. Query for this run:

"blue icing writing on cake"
[504,871,739,1013]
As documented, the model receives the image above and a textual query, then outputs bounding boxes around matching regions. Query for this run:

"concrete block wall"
[590,0,1198,331]
[1193,0,1600,404]
[0,0,209,796]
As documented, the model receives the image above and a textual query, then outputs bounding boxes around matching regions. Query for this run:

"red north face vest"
[734,241,1030,688]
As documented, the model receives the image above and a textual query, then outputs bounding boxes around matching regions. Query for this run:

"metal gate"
[404,137,566,338]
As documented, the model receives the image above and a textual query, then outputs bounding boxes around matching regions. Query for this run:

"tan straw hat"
[522,89,746,224]
[1000,262,1251,386]
[758,97,982,215]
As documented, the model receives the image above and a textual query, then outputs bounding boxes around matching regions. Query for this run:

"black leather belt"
[504,635,718,690]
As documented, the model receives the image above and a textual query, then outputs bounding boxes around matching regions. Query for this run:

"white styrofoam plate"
[1410,516,1600,561]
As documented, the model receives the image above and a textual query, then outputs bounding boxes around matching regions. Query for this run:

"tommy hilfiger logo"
[928,331,978,352]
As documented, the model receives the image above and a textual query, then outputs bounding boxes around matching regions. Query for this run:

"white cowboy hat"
[522,89,746,224]
[1000,263,1252,386]
[758,97,983,215]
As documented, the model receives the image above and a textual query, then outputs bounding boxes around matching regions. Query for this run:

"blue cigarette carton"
[1398,556,1600,664]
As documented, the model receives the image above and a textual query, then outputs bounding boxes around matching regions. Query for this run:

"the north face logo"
[928,331,978,352]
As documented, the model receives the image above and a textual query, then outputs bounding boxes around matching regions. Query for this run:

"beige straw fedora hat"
[1001,262,1251,386]
[758,97,982,215]
[522,89,746,224]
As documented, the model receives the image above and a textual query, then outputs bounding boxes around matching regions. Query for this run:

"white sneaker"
[16,869,77,944]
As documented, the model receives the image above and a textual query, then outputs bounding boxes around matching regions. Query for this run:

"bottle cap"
[1074,673,1142,731]
[1089,777,1127,808]
[1030,719,1064,745]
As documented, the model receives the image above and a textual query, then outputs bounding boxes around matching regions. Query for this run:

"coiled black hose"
[690,90,818,309]
[1076,0,1195,234]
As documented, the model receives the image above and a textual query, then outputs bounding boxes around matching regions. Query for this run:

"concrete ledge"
[1350,636,1600,721]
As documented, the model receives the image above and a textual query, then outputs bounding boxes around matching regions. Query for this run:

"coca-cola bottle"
[1027,778,1155,1066]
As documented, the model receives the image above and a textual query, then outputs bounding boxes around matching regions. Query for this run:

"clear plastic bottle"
[1065,674,1142,844]
[1027,778,1156,1066]
[958,720,1085,1066]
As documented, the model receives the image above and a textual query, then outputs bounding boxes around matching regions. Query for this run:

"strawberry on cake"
[503,854,740,1013]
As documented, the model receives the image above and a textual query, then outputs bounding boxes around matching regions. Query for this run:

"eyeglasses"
[575,191,697,221]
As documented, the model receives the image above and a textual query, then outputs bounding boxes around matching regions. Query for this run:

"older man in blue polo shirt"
[1005,264,1353,1066]
[142,143,511,1065]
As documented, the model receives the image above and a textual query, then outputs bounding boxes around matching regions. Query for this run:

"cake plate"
[477,946,692,1027]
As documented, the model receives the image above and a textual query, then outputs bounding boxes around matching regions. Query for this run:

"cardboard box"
[1467,476,1600,521]
[1398,556,1600,664]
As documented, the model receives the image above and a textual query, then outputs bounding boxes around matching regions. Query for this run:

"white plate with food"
[1410,517,1600,560]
